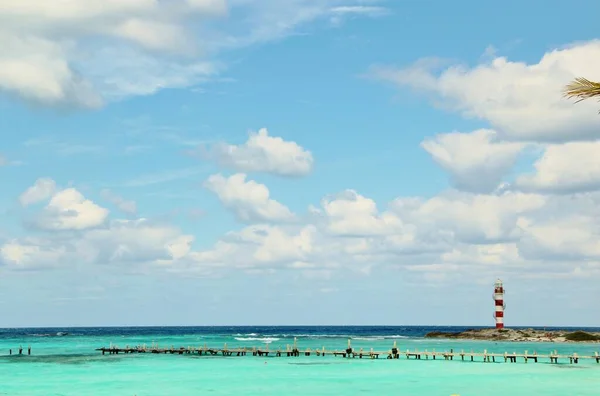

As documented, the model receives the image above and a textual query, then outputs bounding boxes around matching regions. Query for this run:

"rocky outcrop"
[424,328,600,343]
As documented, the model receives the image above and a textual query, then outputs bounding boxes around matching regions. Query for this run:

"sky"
[1,0,600,328]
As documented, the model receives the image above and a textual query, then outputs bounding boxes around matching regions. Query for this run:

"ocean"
[0,326,598,396]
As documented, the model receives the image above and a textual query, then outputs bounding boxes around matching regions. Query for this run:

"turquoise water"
[0,327,598,395]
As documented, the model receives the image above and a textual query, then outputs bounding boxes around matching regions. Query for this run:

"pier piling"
[92,340,600,366]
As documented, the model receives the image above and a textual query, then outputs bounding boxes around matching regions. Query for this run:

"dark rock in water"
[424,331,462,338]
[56,332,69,337]
[564,331,600,342]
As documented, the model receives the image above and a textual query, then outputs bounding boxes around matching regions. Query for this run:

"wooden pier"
[96,339,600,365]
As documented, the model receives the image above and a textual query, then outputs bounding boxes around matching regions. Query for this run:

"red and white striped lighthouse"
[493,279,505,329]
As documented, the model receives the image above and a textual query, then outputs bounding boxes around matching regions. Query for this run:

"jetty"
[96,338,600,365]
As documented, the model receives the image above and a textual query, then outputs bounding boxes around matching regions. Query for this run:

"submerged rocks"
[424,331,462,338]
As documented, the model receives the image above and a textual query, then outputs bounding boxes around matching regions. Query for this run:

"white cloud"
[239,224,315,265]
[35,188,109,231]
[0,0,228,107]
[186,0,228,13]
[19,178,57,206]
[0,0,383,108]
[328,5,388,25]
[371,40,600,142]
[187,186,600,279]
[391,191,546,244]
[0,0,163,21]
[78,219,194,264]
[516,141,600,193]
[357,40,600,281]
[0,218,196,270]
[188,224,318,270]
[217,0,389,50]
[111,19,190,53]
[315,189,405,237]
[185,187,559,277]
[421,129,524,193]
[18,179,108,230]
[439,243,522,268]
[202,128,314,177]
[81,47,218,102]
[0,154,6,166]
[166,235,195,260]
[0,238,67,270]
[204,173,295,223]
[330,6,388,16]
[6,178,600,283]
[517,214,600,262]
[0,33,103,109]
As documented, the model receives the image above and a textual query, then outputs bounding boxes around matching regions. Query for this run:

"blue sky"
[1,0,600,327]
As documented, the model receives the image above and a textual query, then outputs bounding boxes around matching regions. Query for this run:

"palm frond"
[563,77,600,103]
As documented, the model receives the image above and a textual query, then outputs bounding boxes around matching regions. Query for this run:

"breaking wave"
[262,334,408,339]
[232,334,409,341]
[234,337,280,343]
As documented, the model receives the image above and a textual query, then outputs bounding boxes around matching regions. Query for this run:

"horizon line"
[2,324,599,330]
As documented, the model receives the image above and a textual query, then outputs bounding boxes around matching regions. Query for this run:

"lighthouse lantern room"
[493,279,505,329]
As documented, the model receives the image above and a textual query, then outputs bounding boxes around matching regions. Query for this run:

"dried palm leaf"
[563,77,600,103]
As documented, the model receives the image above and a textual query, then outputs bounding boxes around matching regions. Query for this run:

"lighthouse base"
[495,323,504,329]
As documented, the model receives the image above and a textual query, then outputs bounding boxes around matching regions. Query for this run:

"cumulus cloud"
[188,187,600,279]
[365,38,600,270]
[5,178,600,282]
[421,129,524,193]
[189,224,317,269]
[391,191,546,244]
[12,7,600,293]
[17,179,109,230]
[200,128,314,177]
[516,141,600,193]
[0,237,68,271]
[439,243,522,268]
[4,177,196,270]
[0,33,103,109]
[34,188,109,231]
[19,178,57,206]
[518,215,600,262]
[0,1,223,108]
[0,218,195,270]
[204,173,295,223]
[371,40,600,142]
[0,0,385,108]
[315,190,404,237]
[79,219,194,264]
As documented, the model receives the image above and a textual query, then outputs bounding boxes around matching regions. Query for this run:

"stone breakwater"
[424,329,600,343]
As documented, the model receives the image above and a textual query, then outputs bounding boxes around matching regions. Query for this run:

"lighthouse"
[493,279,505,329]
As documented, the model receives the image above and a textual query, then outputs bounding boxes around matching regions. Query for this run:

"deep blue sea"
[3,324,599,339]
[1,325,599,396]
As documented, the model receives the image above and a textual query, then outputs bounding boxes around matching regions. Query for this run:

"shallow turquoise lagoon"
[0,329,598,395]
